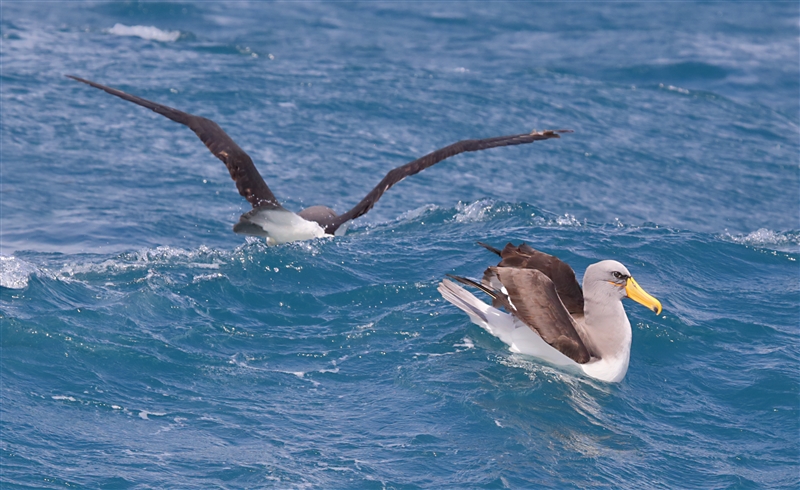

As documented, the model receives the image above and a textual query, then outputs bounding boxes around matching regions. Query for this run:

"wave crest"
[724,228,800,252]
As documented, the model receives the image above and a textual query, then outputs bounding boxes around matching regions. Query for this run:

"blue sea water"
[1,1,799,488]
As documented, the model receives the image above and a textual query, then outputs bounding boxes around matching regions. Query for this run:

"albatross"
[438,242,662,382]
[67,75,570,245]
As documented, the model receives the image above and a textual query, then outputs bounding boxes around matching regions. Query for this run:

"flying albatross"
[438,242,662,382]
[67,75,570,245]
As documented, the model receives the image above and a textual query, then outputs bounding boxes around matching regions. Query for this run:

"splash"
[555,213,584,227]
[453,199,499,223]
[0,255,36,289]
[106,24,181,42]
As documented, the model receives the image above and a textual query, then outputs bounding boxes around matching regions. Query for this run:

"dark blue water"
[2,2,798,488]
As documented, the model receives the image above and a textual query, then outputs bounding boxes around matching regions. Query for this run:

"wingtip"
[476,241,502,256]
[445,273,472,286]
[66,74,89,85]
[452,274,498,300]
[531,129,574,138]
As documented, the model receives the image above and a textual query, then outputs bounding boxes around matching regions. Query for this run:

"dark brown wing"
[321,130,572,234]
[67,75,281,209]
[488,266,593,364]
[483,242,584,315]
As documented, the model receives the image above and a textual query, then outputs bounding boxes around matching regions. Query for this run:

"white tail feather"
[438,279,518,345]
[438,279,490,323]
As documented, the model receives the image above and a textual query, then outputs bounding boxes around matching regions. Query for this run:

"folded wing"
[487,266,593,363]
[479,242,584,315]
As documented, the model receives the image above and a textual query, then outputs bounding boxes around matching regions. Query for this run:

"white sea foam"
[0,255,36,289]
[453,337,474,350]
[725,228,800,252]
[660,83,690,95]
[107,24,181,43]
[285,371,320,387]
[138,410,166,420]
[56,245,227,281]
[555,213,584,227]
[52,395,77,402]
[131,245,224,265]
[453,199,495,223]
[192,272,225,283]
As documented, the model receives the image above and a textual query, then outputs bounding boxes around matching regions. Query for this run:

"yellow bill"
[625,276,662,315]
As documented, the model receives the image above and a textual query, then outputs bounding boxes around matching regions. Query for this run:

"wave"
[106,23,181,42]
[607,61,729,83]
[0,202,592,291]
[3,202,795,291]
[375,200,591,230]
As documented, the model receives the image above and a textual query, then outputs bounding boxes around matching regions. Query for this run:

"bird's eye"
[612,271,625,280]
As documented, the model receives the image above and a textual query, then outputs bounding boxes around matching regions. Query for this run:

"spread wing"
[487,266,593,364]
[321,130,572,234]
[479,242,584,315]
[67,75,281,209]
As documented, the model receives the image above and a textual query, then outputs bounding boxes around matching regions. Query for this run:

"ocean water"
[1,1,798,488]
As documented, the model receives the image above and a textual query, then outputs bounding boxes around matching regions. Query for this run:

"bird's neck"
[583,296,632,360]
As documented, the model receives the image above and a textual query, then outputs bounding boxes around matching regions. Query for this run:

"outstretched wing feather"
[322,130,571,233]
[67,75,280,209]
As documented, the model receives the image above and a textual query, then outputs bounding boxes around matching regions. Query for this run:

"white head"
[584,260,662,315]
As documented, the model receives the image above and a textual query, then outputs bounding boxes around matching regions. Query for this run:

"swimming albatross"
[438,242,662,382]
[67,75,570,245]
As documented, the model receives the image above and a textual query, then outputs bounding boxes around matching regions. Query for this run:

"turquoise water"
[2,2,798,488]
